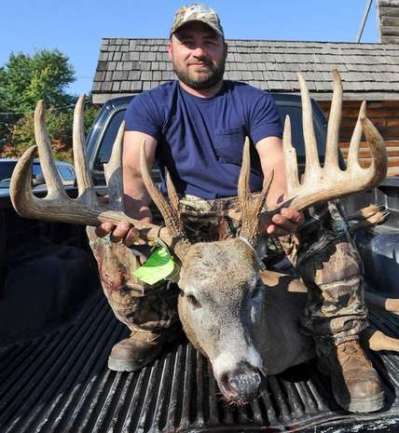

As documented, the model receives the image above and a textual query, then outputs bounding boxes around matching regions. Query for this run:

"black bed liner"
[1,292,399,433]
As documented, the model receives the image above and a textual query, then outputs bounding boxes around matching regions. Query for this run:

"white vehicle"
[0,158,76,188]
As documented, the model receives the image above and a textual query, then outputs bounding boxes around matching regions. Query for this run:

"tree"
[0,49,75,115]
[5,103,99,161]
[0,49,98,162]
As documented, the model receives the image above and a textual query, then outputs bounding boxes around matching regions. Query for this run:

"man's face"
[168,21,227,91]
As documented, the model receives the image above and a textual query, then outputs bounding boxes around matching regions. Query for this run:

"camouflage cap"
[170,4,224,37]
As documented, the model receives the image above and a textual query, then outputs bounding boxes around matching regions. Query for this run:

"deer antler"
[10,97,174,248]
[238,137,273,244]
[237,71,387,244]
[139,142,191,261]
[279,70,387,212]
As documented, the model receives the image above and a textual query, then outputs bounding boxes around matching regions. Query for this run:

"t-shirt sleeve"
[248,92,283,144]
[124,92,163,141]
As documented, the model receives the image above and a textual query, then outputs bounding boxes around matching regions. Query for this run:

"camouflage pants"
[278,202,368,348]
[87,228,179,334]
[87,195,367,345]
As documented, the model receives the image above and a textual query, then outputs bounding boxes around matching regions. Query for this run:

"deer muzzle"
[219,361,263,405]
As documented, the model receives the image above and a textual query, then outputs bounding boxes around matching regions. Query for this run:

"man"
[92,4,384,413]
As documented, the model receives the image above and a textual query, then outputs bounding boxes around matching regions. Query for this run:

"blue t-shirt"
[124,80,282,199]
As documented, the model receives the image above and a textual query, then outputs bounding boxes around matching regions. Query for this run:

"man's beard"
[173,56,226,91]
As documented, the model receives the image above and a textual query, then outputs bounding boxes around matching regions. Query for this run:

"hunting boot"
[108,328,173,372]
[319,339,384,413]
[108,330,163,371]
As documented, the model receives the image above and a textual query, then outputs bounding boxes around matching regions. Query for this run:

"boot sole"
[108,348,161,372]
[339,391,385,413]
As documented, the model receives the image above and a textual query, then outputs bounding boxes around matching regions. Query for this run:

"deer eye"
[187,294,201,309]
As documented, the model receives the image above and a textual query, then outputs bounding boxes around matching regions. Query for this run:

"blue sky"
[1,0,379,96]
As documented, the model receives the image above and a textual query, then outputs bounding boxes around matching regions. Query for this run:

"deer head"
[10,71,387,405]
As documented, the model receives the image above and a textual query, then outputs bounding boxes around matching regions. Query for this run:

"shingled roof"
[379,0,399,43]
[92,38,399,104]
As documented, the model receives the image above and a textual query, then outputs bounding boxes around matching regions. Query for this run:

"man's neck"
[178,80,224,98]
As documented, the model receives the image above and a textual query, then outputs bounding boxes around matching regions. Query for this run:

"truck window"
[57,166,75,182]
[0,161,17,181]
[93,98,327,173]
[95,110,125,170]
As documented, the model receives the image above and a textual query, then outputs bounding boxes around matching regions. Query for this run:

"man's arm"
[256,136,304,236]
[95,130,158,244]
[123,131,157,222]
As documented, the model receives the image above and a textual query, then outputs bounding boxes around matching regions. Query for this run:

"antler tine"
[297,73,321,182]
[346,100,387,186]
[238,138,272,243]
[139,140,191,260]
[347,101,365,170]
[264,70,387,214]
[103,120,125,211]
[324,69,342,168]
[362,115,388,183]
[238,137,251,204]
[282,115,300,195]
[73,96,98,210]
[166,170,181,216]
[35,100,68,198]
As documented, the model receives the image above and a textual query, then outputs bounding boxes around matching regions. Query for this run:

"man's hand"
[94,129,157,247]
[95,211,152,246]
[263,207,304,237]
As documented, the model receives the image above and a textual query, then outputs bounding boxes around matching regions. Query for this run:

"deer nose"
[221,362,262,403]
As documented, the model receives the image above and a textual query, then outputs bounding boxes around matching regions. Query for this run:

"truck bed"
[1,288,399,433]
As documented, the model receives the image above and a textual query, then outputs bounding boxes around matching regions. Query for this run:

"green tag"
[133,245,177,285]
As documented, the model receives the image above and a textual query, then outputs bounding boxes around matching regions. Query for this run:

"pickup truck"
[1,93,399,433]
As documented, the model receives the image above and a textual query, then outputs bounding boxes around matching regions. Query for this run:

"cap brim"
[171,19,224,37]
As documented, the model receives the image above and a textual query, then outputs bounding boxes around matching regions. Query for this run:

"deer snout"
[219,362,263,405]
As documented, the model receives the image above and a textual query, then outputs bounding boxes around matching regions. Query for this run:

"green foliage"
[0,49,99,161]
[4,103,100,162]
[0,49,75,115]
